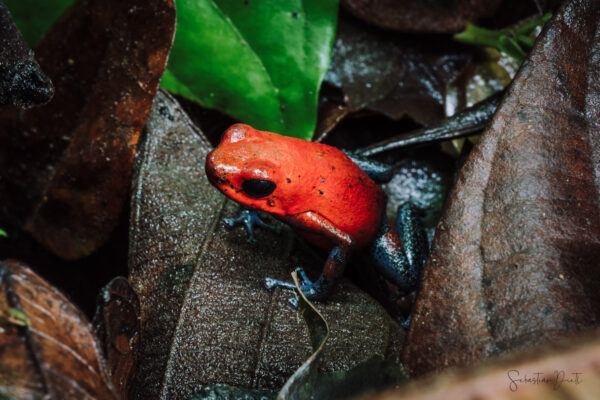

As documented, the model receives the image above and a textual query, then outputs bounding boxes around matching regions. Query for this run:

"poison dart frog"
[205,124,428,303]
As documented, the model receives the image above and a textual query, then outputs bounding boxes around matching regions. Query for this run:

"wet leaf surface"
[0,2,53,108]
[323,13,472,129]
[0,260,119,399]
[277,271,330,400]
[364,332,600,400]
[278,274,408,400]
[341,0,503,33]
[403,0,600,376]
[162,0,338,140]
[0,0,175,260]
[93,277,140,400]
[129,91,405,400]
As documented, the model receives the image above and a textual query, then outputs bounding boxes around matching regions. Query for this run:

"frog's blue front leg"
[224,207,280,243]
[368,203,428,295]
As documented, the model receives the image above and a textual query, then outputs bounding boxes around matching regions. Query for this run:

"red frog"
[205,124,427,302]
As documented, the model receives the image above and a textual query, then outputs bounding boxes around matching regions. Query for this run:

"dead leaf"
[277,271,408,400]
[93,277,140,400]
[363,332,600,400]
[341,0,503,33]
[0,0,176,260]
[0,2,53,108]
[322,14,471,129]
[128,90,405,399]
[0,260,119,399]
[403,0,600,376]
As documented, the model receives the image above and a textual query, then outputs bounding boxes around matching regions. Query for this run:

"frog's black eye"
[242,179,276,198]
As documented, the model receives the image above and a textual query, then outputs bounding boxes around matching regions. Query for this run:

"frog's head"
[205,124,289,216]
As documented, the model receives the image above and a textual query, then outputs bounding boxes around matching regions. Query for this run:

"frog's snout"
[205,150,234,189]
[205,150,220,184]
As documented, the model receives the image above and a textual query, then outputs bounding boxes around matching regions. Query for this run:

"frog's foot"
[401,313,412,329]
[223,207,280,244]
[265,267,332,302]
[265,277,299,308]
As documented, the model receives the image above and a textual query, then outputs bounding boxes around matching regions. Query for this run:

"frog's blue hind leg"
[223,206,281,244]
[368,203,428,324]
[395,203,428,285]
[266,246,349,304]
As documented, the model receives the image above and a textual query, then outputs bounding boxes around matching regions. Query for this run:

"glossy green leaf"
[454,13,551,63]
[3,0,73,46]
[163,0,339,140]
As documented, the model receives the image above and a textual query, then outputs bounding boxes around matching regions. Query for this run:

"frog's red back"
[206,124,385,250]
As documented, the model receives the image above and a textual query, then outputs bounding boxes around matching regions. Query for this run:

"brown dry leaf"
[0,0,176,260]
[0,2,53,108]
[363,332,600,400]
[128,90,405,400]
[403,0,600,376]
[0,260,119,399]
[341,0,503,33]
[321,14,471,131]
[93,277,140,400]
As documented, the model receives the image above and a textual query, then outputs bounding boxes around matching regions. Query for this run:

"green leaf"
[0,307,32,327]
[454,13,552,64]
[0,229,6,238]
[163,0,339,140]
[516,34,535,48]
[454,23,503,49]
[516,12,552,36]
[498,35,527,63]
[3,0,73,46]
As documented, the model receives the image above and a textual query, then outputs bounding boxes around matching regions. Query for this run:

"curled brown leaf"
[364,332,600,400]
[0,0,176,260]
[93,277,140,400]
[0,260,119,399]
[341,0,502,33]
[403,0,600,376]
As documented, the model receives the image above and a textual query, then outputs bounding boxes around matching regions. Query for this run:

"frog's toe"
[294,267,312,284]
[287,296,299,308]
[223,207,279,243]
[265,269,330,302]
[401,313,412,328]
[299,282,321,300]
[255,217,281,234]
[265,277,295,290]
[223,217,237,228]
